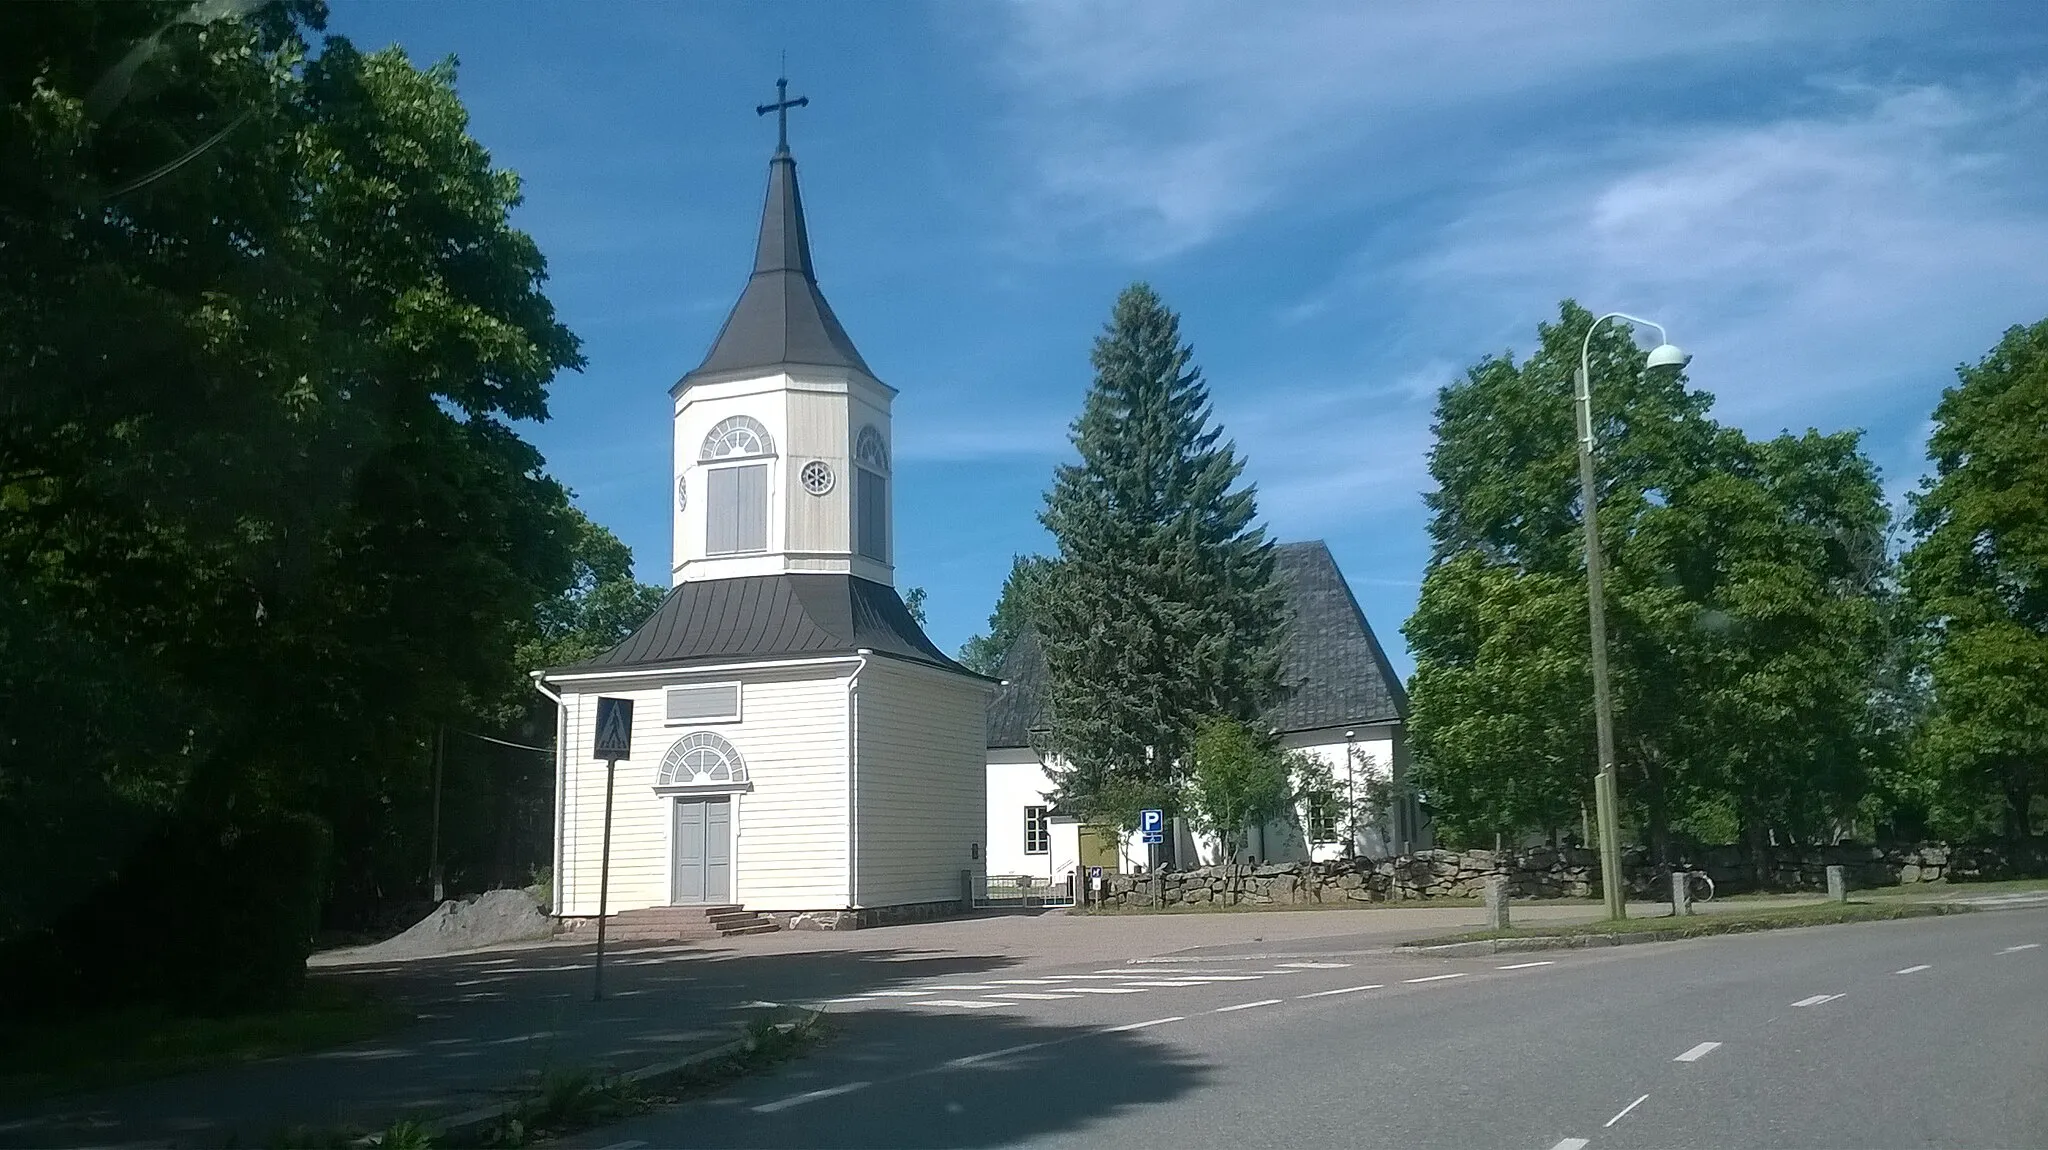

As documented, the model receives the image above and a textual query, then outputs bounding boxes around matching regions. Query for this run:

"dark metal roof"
[679,150,873,388]
[983,540,1409,749]
[985,624,1049,750]
[552,574,981,678]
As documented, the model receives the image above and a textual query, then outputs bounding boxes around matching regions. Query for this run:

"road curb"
[1395,901,1972,956]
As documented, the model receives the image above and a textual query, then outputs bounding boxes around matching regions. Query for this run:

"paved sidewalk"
[0,898,1752,1147]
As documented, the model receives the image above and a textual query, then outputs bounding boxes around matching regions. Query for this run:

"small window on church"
[1024,806,1049,854]
[707,464,768,554]
[666,682,741,724]
[701,415,775,461]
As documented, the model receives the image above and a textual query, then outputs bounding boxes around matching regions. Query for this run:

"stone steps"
[572,904,779,941]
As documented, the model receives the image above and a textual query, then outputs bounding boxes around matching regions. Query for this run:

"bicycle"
[1685,871,1716,904]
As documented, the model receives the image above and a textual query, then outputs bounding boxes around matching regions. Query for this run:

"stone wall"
[1092,840,2048,910]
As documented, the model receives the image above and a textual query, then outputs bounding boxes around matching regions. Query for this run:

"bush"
[0,808,331,1017]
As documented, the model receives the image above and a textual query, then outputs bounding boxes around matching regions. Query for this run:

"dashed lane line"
[1605,1093,1650,1127]
[916,999,1005,1009]
[1104,1015,1184,1033]
[1054,986,1150,995]
[1894,964,1931,975]
[1213,998,1283,1013]
[944,1042,1049,1068]
[987,992,1077,1001]
[1498,960,1555,970]
[863,989,937,997]
[1276,961,1353,969]
[1296,984,1384,999]
[2000,943,2041,954]
[1549,1139,1590,1150]
[1405,973,1469,984]
[751,1081,871,1114]
[1674,1041,1721,1062]
[1791,993,1844,1007]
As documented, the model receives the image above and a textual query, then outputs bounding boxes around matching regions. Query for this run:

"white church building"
[535,93,994,931]
[985,540,1425,884]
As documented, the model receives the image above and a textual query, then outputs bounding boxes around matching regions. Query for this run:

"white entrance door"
[672,796,732,904]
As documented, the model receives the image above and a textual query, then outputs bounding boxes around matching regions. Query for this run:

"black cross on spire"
[756,75,808,155]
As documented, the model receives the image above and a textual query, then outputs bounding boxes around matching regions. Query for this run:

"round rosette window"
[800,460,835,496]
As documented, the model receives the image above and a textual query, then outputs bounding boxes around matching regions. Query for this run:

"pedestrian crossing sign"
[593,697,633,761]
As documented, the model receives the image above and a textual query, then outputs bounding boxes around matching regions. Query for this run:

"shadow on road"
[577,1005,1216,1149]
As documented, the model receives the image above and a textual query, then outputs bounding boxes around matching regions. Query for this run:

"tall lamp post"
[1576,313,1691,920]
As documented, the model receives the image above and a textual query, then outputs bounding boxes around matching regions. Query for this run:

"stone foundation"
[764,897,970,931]
[1091,840,2048,910]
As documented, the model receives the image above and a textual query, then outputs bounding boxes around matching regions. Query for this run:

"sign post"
[590,696,633,1002]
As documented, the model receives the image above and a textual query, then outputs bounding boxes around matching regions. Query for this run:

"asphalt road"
[561,905,2048,1150]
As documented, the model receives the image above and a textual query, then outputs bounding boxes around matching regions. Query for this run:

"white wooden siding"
[855,660,990,908]
[558,666,851,916]
[785,388,849,555]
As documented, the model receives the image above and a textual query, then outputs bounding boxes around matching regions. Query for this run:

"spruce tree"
[1038,284,1284,830]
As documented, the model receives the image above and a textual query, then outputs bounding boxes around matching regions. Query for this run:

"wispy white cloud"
[981,1,1920,260]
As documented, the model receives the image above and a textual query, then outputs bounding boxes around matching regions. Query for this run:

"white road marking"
[1498,960,1555,970]
[1124,979,1242,987]
[864,989,936,997]
[732,1000,782,1009]
[917,999,1005,1009]
[1276,961,1353,969]
[751,1081,871,1113]
[2000,943,2041,953]
[1296,984,1384,999]
[1104,1015,1184,1033]
[1405,973,1469,984]
[944,1042,1048,1068]
[595,1141,647,1150]
[987,992,1075,1001]
[1894,964,1931,975]
[1674,1041,1721,1062]
[1791,993,1844,1007]
[1550,1139,1590,1150]
[1605,1094,1650,1127]
[1060,986,1150,995]
[926,984,1004,991]
[1162,974,1268,982]
[1213,998,1283,1013]
[989,978,1068,985]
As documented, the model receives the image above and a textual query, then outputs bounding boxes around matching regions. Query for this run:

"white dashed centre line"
[918,999,1004,1009]
[2000,943,2041,954]
[864,989,936,997]
[1605,1093,1650,1127]
[1405,973,1469,984]
[987,992,1075,1001]
[1498,960,1555,970]
[1550,1139,1591,1150]
[751,1081,871,1113]
[1213,998,1283,1013]
[1791,993,1844,1007]
[1296,984,1384,999]
[944,1042,1048,1069]
[1674,1041,1721,1062]
[1104,1016,1184,1033]
[1894,964,1931,975]
[595,1141,647,1150]
[1276,961,1353,969]
[1061,987,1149,995]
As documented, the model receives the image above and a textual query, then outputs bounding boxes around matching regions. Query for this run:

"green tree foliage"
[1184,716,1299,859]
[0,1,598,1003]
[958,553,1056,674]
[1037,284,1285,829]
[1903,317,2048,838]
[1406,302,1895,857]
[902,585,928,627]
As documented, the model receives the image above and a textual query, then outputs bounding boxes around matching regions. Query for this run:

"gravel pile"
[337,888,556,961]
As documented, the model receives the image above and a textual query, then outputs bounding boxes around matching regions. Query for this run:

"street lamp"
[1576,313,1690,920]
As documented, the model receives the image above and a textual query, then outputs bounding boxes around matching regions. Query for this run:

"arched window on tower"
[854,424,889,563]
[655,731,750,791]
[701,416,775,555]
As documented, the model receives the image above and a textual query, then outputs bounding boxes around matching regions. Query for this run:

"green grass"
[1402,898,1967,948]
[0,982,411,1107]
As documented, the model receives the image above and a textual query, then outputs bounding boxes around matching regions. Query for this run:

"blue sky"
[332,1,2048,678]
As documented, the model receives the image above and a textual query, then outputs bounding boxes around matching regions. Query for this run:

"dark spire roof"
[679,149,874,388]
[984,541,1409,749]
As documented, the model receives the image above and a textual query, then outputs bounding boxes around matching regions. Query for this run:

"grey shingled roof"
[552,574,981,678]
[679,149,873,388]
[983,540,1408,748]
